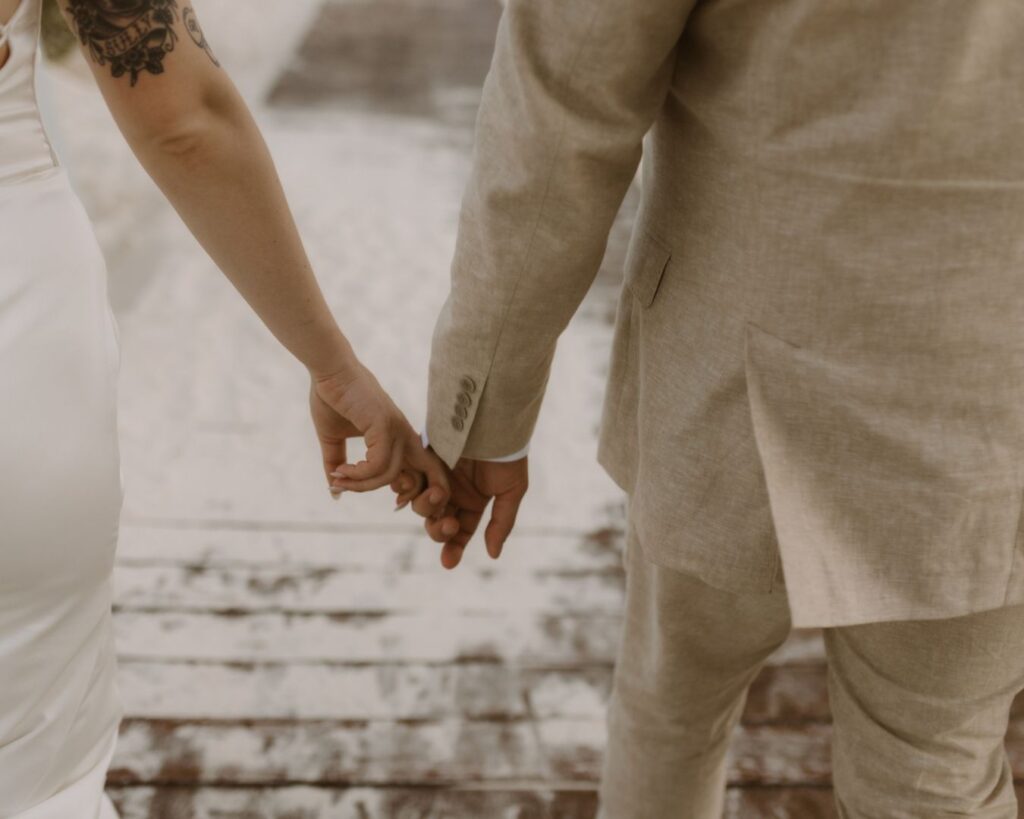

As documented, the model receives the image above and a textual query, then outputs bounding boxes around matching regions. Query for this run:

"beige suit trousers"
[598,518,1024,818]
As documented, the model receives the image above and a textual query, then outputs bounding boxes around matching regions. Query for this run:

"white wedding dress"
[0,1,124,816]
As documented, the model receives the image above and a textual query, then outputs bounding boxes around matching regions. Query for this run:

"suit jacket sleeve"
[426,0,698,469]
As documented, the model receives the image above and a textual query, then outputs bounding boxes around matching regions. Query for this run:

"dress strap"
[0,0,27,52]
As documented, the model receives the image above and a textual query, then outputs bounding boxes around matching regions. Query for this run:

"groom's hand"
[405,457,528,569]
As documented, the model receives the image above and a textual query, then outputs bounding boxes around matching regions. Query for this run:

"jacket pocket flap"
[625,231,672,308]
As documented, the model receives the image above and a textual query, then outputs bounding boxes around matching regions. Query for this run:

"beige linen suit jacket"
[425,0,1024,628]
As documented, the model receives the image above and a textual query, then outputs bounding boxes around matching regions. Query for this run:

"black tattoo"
[65,0,179,86]
[182,7,218,67]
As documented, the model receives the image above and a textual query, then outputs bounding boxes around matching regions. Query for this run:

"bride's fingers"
[392,471,416,495]
[329,438,405,493]
[394,470,425,509]
[319,436,347,493]
[403,442,450,504]
[391,471,416,500]
[334,412,411,482]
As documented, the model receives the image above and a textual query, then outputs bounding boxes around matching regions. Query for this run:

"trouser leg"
[597,524,793,819]
[825,603,1024,818]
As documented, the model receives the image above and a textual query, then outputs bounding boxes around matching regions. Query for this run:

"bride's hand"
[310,364,449,505]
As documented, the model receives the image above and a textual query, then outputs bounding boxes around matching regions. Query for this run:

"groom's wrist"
[476,441,530,462]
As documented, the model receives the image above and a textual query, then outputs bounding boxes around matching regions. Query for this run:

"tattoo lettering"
[182,7,218,67]
[65,0,179,86]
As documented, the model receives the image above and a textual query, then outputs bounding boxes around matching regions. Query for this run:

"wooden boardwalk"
[101,519,1024,817]
[102,520,1024,816]
[58,0,1024,816]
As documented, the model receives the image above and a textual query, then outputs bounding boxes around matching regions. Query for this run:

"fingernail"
[429,488,442,504]
[394,500,409,512]
[329,470,345,478]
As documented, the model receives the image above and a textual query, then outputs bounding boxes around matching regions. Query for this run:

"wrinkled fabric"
[427,0,1024,627]
[597,522,1024,818]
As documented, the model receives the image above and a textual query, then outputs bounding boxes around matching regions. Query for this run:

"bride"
[0,0,449,815]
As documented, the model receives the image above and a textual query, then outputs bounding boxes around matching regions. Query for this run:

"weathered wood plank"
[102,782,1024,819]
[107,785,599,819]
[112,610,622,666]
[741,664,831,724]
[114,659,835,723]
[116,661,526,721]
[536,719,836,785]
[525,663,836,724]
[108,719,550,785]
[113,670,1024,783]
[112,564,624,614]
[115,525,627,573]
[729,724,834,786]
[724,786,838,818]
[107,719,850,786]
[104,784,876,819]
[549,718,866,789]
[112,611,825,668]
[113,654,849,729]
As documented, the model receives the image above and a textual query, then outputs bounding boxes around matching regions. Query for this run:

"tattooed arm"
[58,0,348,378]
[57,0,450,498]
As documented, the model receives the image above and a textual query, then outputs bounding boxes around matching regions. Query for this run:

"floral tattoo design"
[65,1,217,86]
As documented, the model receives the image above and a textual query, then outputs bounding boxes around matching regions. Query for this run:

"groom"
[403,0,1024,816]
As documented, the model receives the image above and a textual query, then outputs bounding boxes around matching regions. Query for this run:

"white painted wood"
[112,610,621,665]
[112,564,625,615]
[110,719,551,784]
[114,524,626,573]
[106,720,839,786]
[116,661,528,720]
[107,785,598,819]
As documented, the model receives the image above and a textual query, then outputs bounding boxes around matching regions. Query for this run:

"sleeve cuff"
[421,429,529,462]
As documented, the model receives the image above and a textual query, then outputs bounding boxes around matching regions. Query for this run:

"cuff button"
[454,403,468,420]
[456,391,472,407]
[451,416,465,432]
[460,376,477,394]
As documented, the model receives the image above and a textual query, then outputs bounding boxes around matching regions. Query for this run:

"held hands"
[309,363,450,508]
[396,456,529,569]
[310,358,528,568]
